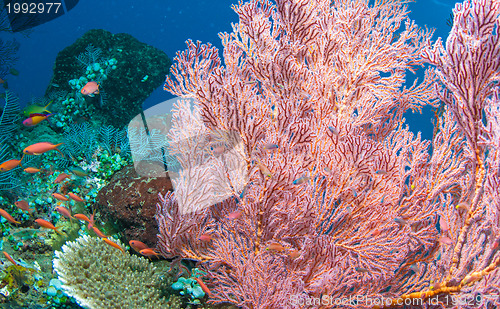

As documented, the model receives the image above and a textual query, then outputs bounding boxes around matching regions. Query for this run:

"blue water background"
[2,0,458,140]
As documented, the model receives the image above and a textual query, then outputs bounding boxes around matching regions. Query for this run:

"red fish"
[91,226,108,238]
[2,251,17,266]
[54,173,70,184]
[74,213,91,223]
[103,238,125,254]
[23,142,63,156]
[24,167,41,174]
[394,217,407,227]
[0,156,24,172]
[293,175,310,185]
[35,219,64,235]
[14,200,33,213]
[227,211,242,220]
[266,242,285,252]
[355,267,370,273]
[440,218,449,232]
[193,277,212,297]
[52,193,69,201]
[55,206,73,220]
[456,202,470,211]
[81,81,100,97]
[256,160,272,177]
[288,249,300,260]
[129,240,148,253]
[23,113,53,127]
[139,248,160,259]
[0,208,20,224]
[211,145,225,156]
[199,234,212,242]
[263,143,278,150]
[439,236,453,245]
[68,192,85,202]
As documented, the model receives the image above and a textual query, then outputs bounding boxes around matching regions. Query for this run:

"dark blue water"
[2,0,456,139]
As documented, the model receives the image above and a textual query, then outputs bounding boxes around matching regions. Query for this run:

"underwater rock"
[48,29,171,128]
[96,165,172,247]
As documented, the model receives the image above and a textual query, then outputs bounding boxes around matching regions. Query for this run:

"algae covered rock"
[48,29,171,128]
[96,165,173,247]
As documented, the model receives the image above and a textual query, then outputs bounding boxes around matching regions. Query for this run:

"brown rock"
[96,164,172,247]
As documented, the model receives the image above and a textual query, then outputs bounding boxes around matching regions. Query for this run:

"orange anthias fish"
[129,240,148,253]
[54,173,70,184]
[35,219,64,235]
[55,206,73,220]
[74,210,95,229]
[199,234,212,242]
[15,200,34,213]
[193,277,212,297]
[0,209,20,224]
[103,238,125,254]
[139,248,160,259]
[439,236,453,245]
[0,157,24,172]
[52,193,69,201]
[23,113,53,127]
[227,211,242,220]
[2,251,17,266]
[288,249,301,260]
[73,213,91,223]
[266,242,285,252]
[456,202,470,211]
[24,167,41,174]
[81,81,100,97]
[68,192,85,202]
[91,226,108,238]
[23,142,64,156]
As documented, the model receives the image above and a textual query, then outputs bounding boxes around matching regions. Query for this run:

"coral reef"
[0,16,179,309]
[53,235,169,309]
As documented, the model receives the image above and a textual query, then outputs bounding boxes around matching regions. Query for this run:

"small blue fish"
[256,160,272,177]
[410,263,420,273]
[395,217,407,226]
[355,267,369,273]
[350,187,357,197]
[239,182,252,199]
[293,176,310,185]
[264,143,278,150]
[328,126,339,135]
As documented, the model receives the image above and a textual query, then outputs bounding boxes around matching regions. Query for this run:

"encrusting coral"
[53,235,169,309]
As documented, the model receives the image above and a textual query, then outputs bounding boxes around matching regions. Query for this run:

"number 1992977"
[5,2,61,14]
